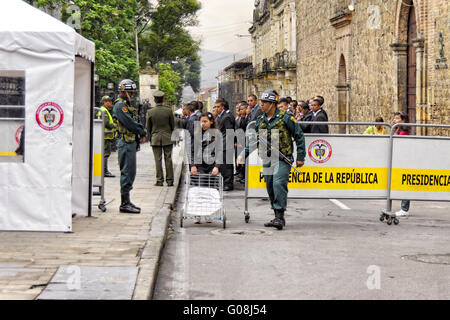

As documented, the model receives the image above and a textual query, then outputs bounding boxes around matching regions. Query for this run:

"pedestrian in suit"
[299,102,313,133]
[234,102,248,182]
[310,98,329,134]
[248,94,263,122]
[146,90,175,187]
[215,98,235,191]
[235,102,249,131]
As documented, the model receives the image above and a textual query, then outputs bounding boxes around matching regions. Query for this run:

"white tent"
[0,0,95,232]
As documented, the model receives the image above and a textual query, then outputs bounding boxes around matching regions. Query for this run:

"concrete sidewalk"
[0,142,184,300]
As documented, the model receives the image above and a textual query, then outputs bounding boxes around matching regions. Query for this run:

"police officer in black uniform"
[113,79,147,214]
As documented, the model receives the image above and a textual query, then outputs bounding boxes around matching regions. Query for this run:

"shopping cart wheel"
[244,211,250,223]
[223,215,226,229]
[180,215,184,228]
[98,204,106,212]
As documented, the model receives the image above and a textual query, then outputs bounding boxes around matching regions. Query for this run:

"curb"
[132,145,184,300]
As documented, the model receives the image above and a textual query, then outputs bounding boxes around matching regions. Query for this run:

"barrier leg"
[98,185,107,212]
[244,158,250,223]
[380,128,399,226]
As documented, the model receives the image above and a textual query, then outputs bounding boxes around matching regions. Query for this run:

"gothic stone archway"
[391,0,425,134]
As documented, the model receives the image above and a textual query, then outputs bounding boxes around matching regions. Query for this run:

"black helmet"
[118,79,137,92]
[260,89,279,104]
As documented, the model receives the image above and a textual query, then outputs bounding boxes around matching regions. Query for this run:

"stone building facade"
[218,56,252,114]
[296,0,449,134]
[246,0,298,99]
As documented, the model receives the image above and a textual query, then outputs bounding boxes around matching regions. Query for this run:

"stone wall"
[296,0,449,135]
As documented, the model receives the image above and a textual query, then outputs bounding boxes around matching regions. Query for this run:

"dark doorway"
[407,3,417,134]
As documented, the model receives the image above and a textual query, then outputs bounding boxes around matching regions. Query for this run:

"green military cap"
[153,90,165,98]
[101,95,113,102]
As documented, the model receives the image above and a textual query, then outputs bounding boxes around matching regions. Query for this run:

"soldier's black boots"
[264,210,285,230]
[120,194,140,214]
[105,171,115,178]
[104,163,115,178]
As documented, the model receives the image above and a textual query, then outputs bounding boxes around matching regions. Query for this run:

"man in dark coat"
[248,94,263,122]
[310,98,329,134]
[299,102,313,133]
[215,98,235,191]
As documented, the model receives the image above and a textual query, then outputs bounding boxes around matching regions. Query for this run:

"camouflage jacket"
[245,108,306,162]
[112,96,146,143]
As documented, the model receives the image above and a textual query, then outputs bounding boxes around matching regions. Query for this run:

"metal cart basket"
[181,173,226,228]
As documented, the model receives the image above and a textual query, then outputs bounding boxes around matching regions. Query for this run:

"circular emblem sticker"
[35,102,64,131]
[15,125,24,145]
[308,139,332,164]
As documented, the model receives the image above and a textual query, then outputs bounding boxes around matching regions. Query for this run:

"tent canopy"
[0,0,95,62]
[0,0,95,232]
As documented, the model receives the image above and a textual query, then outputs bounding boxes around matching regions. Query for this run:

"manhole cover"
[211,229,272,236]
[402,254,450,265]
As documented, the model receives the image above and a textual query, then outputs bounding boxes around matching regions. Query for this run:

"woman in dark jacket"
[190,112,220,176]
[190,112,220,224]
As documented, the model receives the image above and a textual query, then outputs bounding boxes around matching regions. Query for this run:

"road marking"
[329,199,351,210]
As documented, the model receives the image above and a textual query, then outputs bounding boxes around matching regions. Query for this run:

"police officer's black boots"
[120,193,140,214]
[128,197,141,211]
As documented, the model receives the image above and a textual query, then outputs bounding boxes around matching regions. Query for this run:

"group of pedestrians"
[179,95,264,192]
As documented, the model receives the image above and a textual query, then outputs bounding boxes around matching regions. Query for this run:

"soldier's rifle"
[256,133,303,175]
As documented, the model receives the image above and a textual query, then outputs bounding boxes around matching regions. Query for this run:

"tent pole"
[88,61,94,217]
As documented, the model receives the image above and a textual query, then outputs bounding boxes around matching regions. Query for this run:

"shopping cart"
[180,173,226,228]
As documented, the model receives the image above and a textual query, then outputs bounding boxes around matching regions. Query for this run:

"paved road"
[154,177,450,300]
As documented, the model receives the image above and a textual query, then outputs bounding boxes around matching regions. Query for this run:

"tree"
[157,63,183,106]
[139,0,202,93]
[26,0,202,96]
[26,0,152,87]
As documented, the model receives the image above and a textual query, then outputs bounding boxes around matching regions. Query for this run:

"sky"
[188,0,254,56]
[184,0,254,91]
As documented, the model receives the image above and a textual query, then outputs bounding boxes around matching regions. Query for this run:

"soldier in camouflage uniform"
[97,96,117,178]
[113,79,147,214]
[238,89,306,230]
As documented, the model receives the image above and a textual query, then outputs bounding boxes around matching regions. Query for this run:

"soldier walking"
[237,89,306,230]
[113,79,147,214]
[146,90,175,187]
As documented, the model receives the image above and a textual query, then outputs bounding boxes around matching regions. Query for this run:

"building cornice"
[330,9,353,29]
